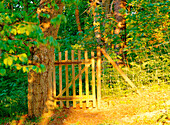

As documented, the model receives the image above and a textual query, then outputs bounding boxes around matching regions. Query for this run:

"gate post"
[97,47,101,108]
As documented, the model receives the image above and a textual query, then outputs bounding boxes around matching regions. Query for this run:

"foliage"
[125,0,169,52]
[0,69,28,123]
[101,44,169,96]
[100,0,170,97]
[57,0,121,52]
[0,0,65,76]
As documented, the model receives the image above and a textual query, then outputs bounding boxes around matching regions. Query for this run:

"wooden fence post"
[97,47,101,108]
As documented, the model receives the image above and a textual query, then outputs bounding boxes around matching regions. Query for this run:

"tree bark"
[28,0,63,118]
[93,0,101,43]
[102,0,111,15]
[75,5,82,33]
[114,0,126,64]
[114,0,126,35]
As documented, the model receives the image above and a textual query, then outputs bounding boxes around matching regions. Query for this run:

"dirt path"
[5,88,169,125]
[47,89,170,125]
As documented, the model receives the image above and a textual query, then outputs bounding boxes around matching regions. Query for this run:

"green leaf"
[32,66,37,71]
[40,13,50,18]
[51,0,56,6]
[47,3,51,8]
[19,53,28,62]
[38,68,41,73]
[50,14,67,27]
[50,17,61,27]
[60,14,67,23]
[53,40,59,49]
[15,64,22,70]
[54,4,59,10]
[12,56,17,61]
[3,58,8,66]
[11,29,17,35]
[0,69,6,76]
[7,57,13,66]
[17,27,25,34]
[40,64,46,72]
[23,66,29,73]
[9,49,15,54]
[3,57,13,66]
[48,36,54,45]
[0,2,5,12]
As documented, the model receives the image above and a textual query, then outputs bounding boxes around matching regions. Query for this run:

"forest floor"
[3,85,170,125]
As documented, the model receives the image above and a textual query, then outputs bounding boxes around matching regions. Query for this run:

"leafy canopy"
[0,0,66,76]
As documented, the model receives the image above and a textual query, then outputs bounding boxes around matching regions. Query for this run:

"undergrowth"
[0,69,28,124]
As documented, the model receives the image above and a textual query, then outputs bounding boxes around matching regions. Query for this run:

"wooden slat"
[54,95,94,101]
[100,48,141,95]
[54,60,91,65]
[56,97,83,100]
[59,52,63,108]
[85,51,89,107]
[65,51,69,108]
[71,50,76,108]
[78,50,83,108]
[55,61,82,65]
[91,51,96,107]
[97,47,101,108]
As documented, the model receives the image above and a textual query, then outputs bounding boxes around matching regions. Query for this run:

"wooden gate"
[52,47,101,108]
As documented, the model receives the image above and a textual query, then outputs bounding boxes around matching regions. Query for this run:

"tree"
[114,0,127,64]
[28,0,64,118]
[0,0,64,118]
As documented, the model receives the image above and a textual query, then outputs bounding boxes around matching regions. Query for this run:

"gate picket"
[97,47,101,108]
[65,51,69,108]
[85,51,89,107]
[91,51,96,107]
[71,50,76,108]
[78,50,83,108]
[59,52,63,108]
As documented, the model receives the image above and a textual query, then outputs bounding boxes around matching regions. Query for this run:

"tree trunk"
[93,0,101,43]
[75,5,82,33]
[114,0,126,35]
[102,0,111,15]
[114,0,126,64]
[101,0,111,45]
[28,0,63,118]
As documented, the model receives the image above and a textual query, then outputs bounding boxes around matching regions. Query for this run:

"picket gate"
[52,47,101,108]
